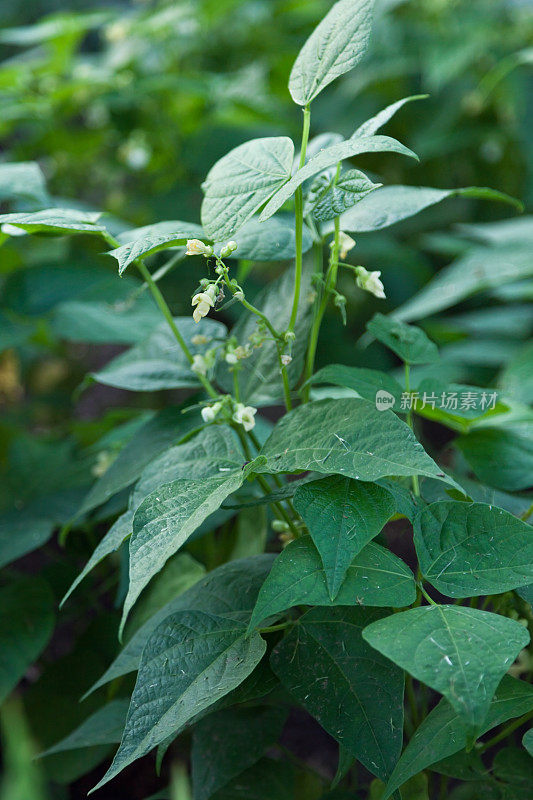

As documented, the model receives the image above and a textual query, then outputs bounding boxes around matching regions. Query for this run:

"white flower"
[225,352,238,365]
[355,266,386,299]
[186,239,213,257]
[232,402,257,432]
[191,285,217,323]
[220,240,238,258]
[338,231,356,260]
[191,334,209,346]
[201,401,222,423]
[191,354,207,375]
[281,354,292,366]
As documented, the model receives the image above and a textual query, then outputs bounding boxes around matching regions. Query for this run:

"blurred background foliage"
[0,1,532,797]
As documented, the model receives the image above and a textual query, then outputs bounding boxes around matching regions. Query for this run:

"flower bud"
[338,231,356,260]
[355,266,386,300]
[281,354,292,366]
[191,354,207,375]
[220,240,238,258]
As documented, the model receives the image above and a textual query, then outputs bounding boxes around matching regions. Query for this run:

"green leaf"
[216,266,314,404]
[362,605,530,732]
[39,700,129,756]
[87,554,275,695]
[218,215,313,262]
[0,162,48,206]
[91,611,266,791]
[456,425,533,492]
[353,95,428,137]
[271,607,404,781]
[92,318,226,392]
[293,476,395,598]
[395,244,533,322]
[499,342,533,405]
[311,169,382,221]
[248,537,416,630]
[288,0,375,106]
[109,227,205,276]
[191,706,286,800]
[211,759,294,800]
[305,364,403,404]
[201,137,294,241]
[523,729,533,756]
[0,511,54,569]
[122,464,255,635]
[0,208,106,236]
[493,747,533,797]
[335,186,523,236]
[366,313,439,365]
[382,676,533,799]
[414,501,533,598]
[257,398,458,486]
[0,578,55,704]
[260,136,418,221]
[412,381,507,433]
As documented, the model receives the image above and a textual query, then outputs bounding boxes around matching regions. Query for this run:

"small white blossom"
[201,401,222,423]
[234,344,252,360]
[191,285,217,323]
[338,231,356,260]
[186,239,213,257]
[355,266,386,299]
[225,352,238,365]
[191,354,208,375]
[220,240,238,257]
[281,354,292,366]
[232,402,257,432]
[191,334,209,345]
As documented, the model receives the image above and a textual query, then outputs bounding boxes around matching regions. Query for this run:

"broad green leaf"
[109,227,205,276]
[53,295,160,344]
[312,168,382,222]
[257,398,458,486]
[523,729,533,756]
[0,511,54,569]
[412,381,507,434]
[288,0,375,106]
[0,162,48,206]
[248,537,416,630]
[414,501,533,598]
[216,265,314,404]
[87,554,275,695]
[92,317,226,392]
[217,215,312,262]
[382,676,533,799]
[122,465,257,634]
[191,706,286,800]
[201,137,294,241]
[211,759,294,800]
[91,611,266,791]
[493,747,533,798]
[335,186,523,235]
[353,95,428,137]
[306,364,403,404]
[117,220,205,244]
[366,313,439,365]
[0,578,55,704]
[260,136,418,221]
[0,208,106,236]
[78,405,202,516]
[293,476,395,598]
[362,605,530,732]
[395,244,533,322]
[456,425,533,492]
[271,607,404,781]
[39,700,129,756]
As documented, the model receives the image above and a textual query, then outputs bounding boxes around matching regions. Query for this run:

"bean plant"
[1,1,533,799]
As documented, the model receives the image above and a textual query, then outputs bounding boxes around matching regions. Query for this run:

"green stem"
[302,241,325,402]
[259,620,294,634]
[287,103,311,335]
[478,710,533,753]
[404,361,420,497]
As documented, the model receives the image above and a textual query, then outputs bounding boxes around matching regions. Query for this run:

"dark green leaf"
[211,758,294,800]
[248,537,416,630]
[456,425,533,492]
[366,313,439,365]
[39,700,129,756]
[362,605,530,732]
[271,607,404,781]
[414,501,533,597]
[306,364,403,404]
[91,612,266,791]
[0,512,54,569]
[293,476,395,598]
